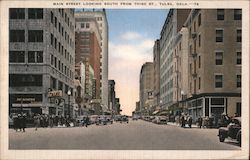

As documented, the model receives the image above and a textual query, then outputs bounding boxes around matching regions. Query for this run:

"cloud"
[120,31,143,41]
[109,31,154,115]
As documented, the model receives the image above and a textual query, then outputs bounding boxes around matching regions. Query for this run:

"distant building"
[153,39,160,111]
[9,8,75,117]
[76,9,109,110]
[139,62,154,115]
[108,80,117,114]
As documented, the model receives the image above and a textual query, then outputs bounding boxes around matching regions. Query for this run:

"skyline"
[107,9,169,115]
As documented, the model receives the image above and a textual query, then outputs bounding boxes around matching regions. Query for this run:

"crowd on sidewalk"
[9,113,90,132]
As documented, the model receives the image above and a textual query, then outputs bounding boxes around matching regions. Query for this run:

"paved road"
[9,119,240,150]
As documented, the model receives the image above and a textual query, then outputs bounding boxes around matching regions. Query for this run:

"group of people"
[11,113,27,132]
[178,114,193,128]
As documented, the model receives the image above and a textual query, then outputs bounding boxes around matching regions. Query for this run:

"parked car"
[105,115,113,124]
[132,115,139,120]
[90,115,98,124]
[218,117,241,145]
[114,115,122,122]
[120,115,129,123]
[96,115,108,125]
[153,116,168,124]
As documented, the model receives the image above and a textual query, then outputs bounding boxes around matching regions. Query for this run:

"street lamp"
[67,90,71,118]
[181,91,185,114]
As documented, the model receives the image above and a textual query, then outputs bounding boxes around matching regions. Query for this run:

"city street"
[9,119,240,150]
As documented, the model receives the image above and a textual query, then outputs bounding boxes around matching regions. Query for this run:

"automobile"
[90,115,99,124]
[120,115,129,123]
[96,115,108,125]
[218,117,241,145]
[149,116,155,122]
[114,115,122,122]
[76,115,91,126]
[154,116,168,124]
[132,115,139,120]
[105,115,113,124]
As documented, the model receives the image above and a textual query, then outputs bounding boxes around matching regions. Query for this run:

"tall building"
[75,9,109,110]
[75,14,101,101]
[153,39,160,111]
[108,80,117,113]
[9,8,75,117]
[159,9,190,110]
[139,62,154,114]
[182,9,242,120]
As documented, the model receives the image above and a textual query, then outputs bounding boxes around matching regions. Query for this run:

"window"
[217,9,224,20]
[59,22,61,32]
[50,33,53,45]
[198,56,201,68]
[81,23,85,28]
[215,52,223,65]
[54,38,57,49]
[58,81,63,90]
[54,17,57,28]
[236,51,241,65]
[86,23,90,28]
[28,30,43,42]
[10,30,25,42]
[237,75,241,88]
[234,9,242,20]
[215,75,223,88]
[28,51,43,63]
[236,29,241,42]
[198,77,201,89]
[9,74,43,86]
[211,98,224,105]
[198,14,201,26]
[198,34,201,47]
[54,57,57,68]
[50,11,53,23]
[28,8,43,19]
[236,102,241,116]
[58,60,61,71]
[50,54,54,65]
[216,29,223,42]
[9,51,25,63]
[50,77,57,89]
[10,8,25,19]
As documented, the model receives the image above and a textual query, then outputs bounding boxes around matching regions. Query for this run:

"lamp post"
[181,91,185,114]
[67,90,71,118]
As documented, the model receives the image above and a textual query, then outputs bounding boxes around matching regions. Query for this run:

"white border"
[0,0,249,159]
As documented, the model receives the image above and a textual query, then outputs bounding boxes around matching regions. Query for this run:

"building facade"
[75,9,109,110]
[159,9,191,110]
[75,14,101,101]
[183,9,242,120]
[108,80,117,113]
[139,62,154,115]
[153,39,160,111]
[9,8,75,117]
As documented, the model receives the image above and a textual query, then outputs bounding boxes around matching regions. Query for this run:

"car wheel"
[219,134,225,142]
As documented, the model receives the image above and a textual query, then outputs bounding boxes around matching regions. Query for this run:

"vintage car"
[120,115,129,123]
[153,116,168,124]
[218,117,241,145]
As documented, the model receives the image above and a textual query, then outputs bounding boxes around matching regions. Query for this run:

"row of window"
[217,9,242,20]
[215,51,241,65]
[9,51,43,63]
[216,29,241,42]
[10,30,43,42]
[10,8,43,19]
[50,54,74,79]
[50,76,73,95]
[9,74,43,86]
[214,74,241,88]
[50,33,73,64]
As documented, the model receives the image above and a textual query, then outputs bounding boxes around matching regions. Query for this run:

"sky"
[106,9,169,115]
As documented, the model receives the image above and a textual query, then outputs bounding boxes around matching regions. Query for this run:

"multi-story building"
[182,9,242,120]
[75,9,109,110]
[9,8,75,117]
[75,14,101,101]
[159,9,191,110]
[139,62,154,114]
[153,39,160,111]
[115,98,121,115]
[108,80,117,113]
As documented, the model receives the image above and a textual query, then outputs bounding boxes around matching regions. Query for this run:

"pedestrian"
[17,114,22,132]
[20,113,26,132]
[181,115,185,128]
[13,113,18,132]
[85,116,89,127]
[197,116,202,128]
[188,116,192,128]
[49,115,53,128]
[34,114,40,131]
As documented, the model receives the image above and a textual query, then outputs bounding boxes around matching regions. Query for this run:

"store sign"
[16,98,35,102]
[48,90,62,97]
